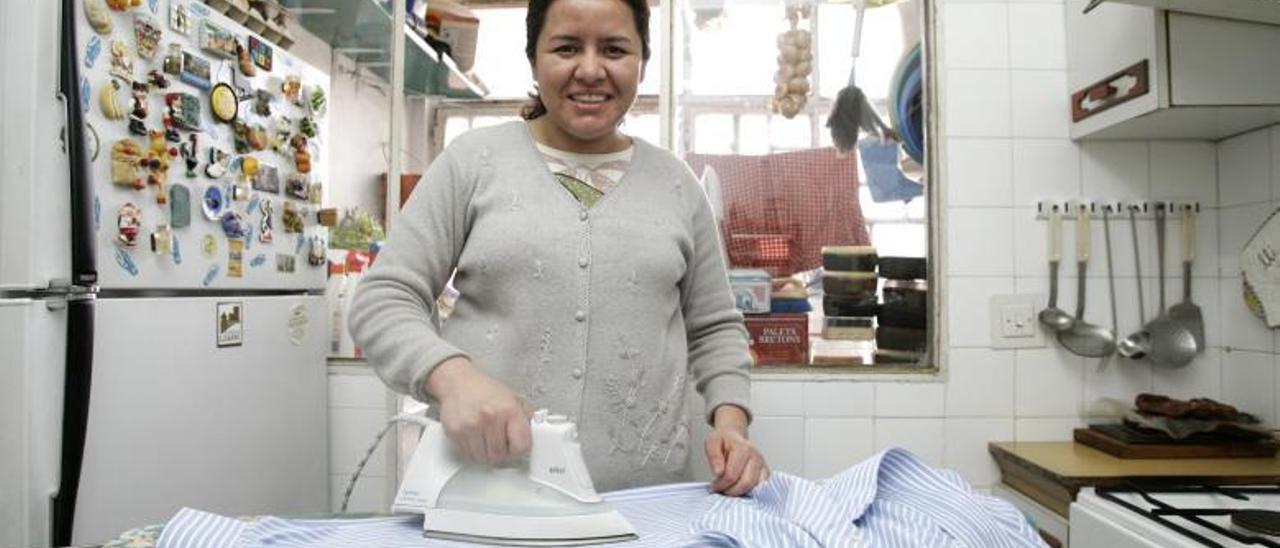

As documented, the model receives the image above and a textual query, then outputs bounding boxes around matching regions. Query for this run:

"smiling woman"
[353,0,773,497]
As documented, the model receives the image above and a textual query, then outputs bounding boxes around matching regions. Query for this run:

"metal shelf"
[280,0,485,98]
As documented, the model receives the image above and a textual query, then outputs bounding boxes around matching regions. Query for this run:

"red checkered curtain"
[686,148,871,277]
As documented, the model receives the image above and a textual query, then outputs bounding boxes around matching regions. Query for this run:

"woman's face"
[531,0,644,149]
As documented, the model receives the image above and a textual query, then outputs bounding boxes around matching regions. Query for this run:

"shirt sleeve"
[678,168,754,426]
[347,146,473,403]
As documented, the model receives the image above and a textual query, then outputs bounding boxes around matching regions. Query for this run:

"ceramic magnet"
[133,14,162,60]
[170,183,191,228]
[116,203,142,247]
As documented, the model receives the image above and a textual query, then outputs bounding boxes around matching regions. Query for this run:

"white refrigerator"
[2,0,331,545]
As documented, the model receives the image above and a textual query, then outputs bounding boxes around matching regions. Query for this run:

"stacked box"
[821,246,879,341]
[875,257,928,365]
[731,269,810,365]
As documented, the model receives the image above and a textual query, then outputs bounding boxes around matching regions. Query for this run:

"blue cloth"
[156,449,1045,548]
[858,139,922,204]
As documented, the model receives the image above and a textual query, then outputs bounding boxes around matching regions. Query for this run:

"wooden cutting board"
[1074,426,1279,459]
[989,441,1280,517]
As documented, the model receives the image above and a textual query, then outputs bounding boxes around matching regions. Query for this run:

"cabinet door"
[1065,0,1165,137]
[1169,13,1280,106]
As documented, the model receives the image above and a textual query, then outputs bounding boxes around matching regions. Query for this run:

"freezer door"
[0,0,72,291]
[73,295,328,544]
[0,298,69,548]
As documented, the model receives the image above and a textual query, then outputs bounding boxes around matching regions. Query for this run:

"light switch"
[989,294,1046,349]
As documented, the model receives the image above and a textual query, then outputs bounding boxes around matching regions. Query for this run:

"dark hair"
[521,0,651,120]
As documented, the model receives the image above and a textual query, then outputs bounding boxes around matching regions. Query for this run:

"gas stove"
[1072,485,1280,547]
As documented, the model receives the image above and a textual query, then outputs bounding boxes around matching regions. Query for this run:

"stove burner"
[1233,510,1280,537]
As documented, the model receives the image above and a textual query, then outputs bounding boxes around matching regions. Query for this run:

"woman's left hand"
[705,405,770,497]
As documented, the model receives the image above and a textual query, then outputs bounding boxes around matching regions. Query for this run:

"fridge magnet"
[290,135,311,174]
[201,185,226,220]
[253,89,273,117]
[169,2,191,35]
[146,69,170,90]
[244,223,254,251]
[172,234,182,264]
[116,203,142,247]
[179,133,199,177]
[297,116,317,139]
[308,86,326,117]
[287,304,307,345]
[114,248,140,276]
[99,80,127,120]
[247,35,272,72]
[215,301,243,347]
[150,224,172,254]
[210,83,238,123]
[232,70,253,99]
[251,253,266,268]
[316,207,337,227]
[232,121,268,153]
[252,163,280,193]
[202,263,220,286]
[236,155,260,180]
[110,139,144,189]
[227,239,243,278]
[143,130,174,204]
[148,0,158,14]
[126,81,148,136]
[221,210,248,239]
[276,253,295,273]
[85,36,103,69]
[164,92,201,132]
[170,183,191,228]
[201,233,217,258]
[199,20,238,59]
[309,183,323,206]
[180,51,212,90]
[282,201,302,233]
[285,174,309,200]
[294,232,305,254]
[231,180,251,202]
[85,0,113,34]
[259,199,274,243]
[94,195,101,231]
[236,41,257,77]
[247,194,261,216]
[281,75,302,106]
[205,147,230,178]
[109,40,135,82]
[307,234,326,266]
[133,14,163,60]
[268,117,292,153]
[162,43,183,75]
[106,0,141,13]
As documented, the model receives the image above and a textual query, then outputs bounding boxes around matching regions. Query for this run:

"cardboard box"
[745,313,809,366]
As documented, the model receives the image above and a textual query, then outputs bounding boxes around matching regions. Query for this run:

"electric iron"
[393,409,638,546]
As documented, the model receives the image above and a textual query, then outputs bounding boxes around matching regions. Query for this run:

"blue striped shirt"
[156,448,1045,548]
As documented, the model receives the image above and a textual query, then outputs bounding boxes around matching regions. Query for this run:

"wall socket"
[989,294,1046,349]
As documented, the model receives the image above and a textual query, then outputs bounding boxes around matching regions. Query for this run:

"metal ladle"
[1039,205,1075,332]
[1118,204,1150,358]
[1057,203,1116,357]
[1146,204,1198,368]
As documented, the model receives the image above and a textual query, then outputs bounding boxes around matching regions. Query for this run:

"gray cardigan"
[348,121,752,490]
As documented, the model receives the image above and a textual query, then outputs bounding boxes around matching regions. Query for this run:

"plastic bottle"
[337,251,370,358]
[326,260,347,355]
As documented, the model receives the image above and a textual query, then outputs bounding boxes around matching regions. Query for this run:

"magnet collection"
[90,1,327,280]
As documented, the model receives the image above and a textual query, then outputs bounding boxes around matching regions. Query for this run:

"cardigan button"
[575,310,586,322]
[571,368,583,379]
[578,211,588,221]
[578,257,588,268]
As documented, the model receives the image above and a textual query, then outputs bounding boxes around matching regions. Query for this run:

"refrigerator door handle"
[51,296,94,547]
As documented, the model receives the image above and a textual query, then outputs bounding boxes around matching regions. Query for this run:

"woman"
[349,0,767,496]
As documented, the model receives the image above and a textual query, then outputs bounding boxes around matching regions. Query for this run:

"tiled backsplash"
[740,0,1280,489]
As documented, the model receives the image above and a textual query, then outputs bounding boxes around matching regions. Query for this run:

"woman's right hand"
[425,357,533,464]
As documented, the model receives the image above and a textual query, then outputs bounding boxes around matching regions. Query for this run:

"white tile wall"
[327,367,395,513]
[804,419,875,479]
[945,419,1014,486]
[946,139,1013,207]
[875,382,946,417]
[874,419,946,467]
[941,3,1010,70]
[1007,4,1065,69]
[1010,71,1069,138]
[943,70,1012,138]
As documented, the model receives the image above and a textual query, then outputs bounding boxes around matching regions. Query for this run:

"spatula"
[1167,205,1205,351]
